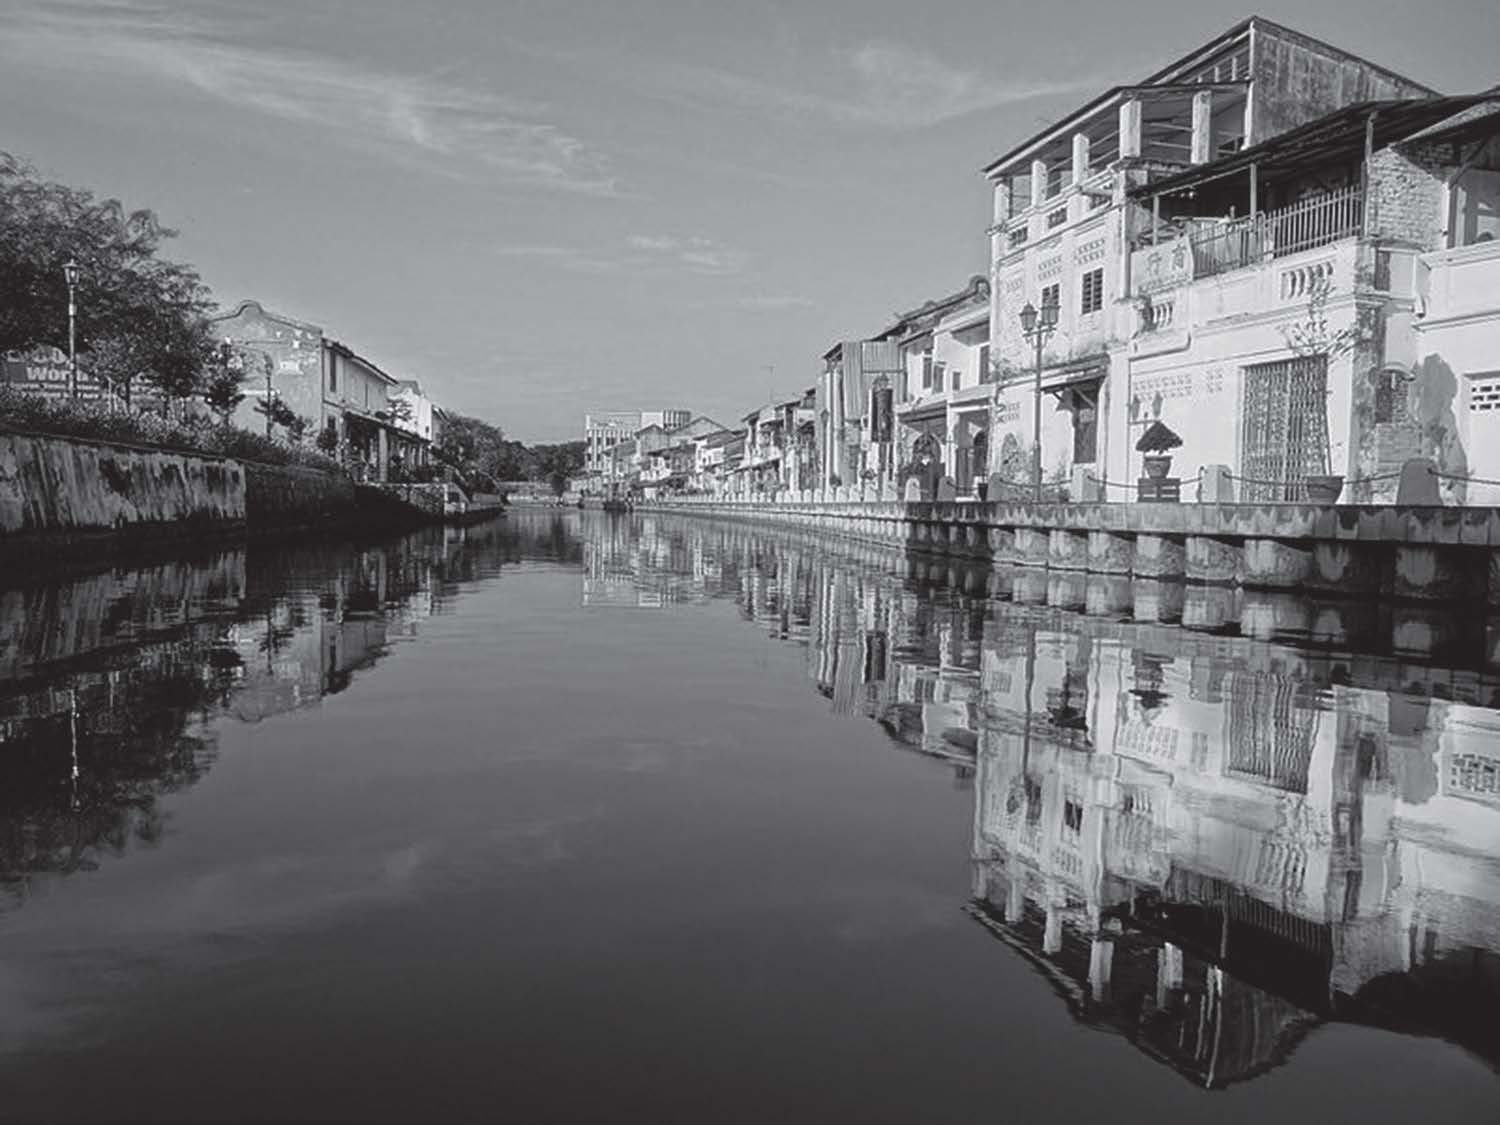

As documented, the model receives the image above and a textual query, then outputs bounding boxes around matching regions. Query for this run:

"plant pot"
[1305,474,1344,504]
[1142,455,1173,480]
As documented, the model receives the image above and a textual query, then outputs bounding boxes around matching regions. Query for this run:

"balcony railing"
[1188,186,1364,281]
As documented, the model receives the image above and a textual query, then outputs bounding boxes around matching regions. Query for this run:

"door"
[1240,356,1330,501]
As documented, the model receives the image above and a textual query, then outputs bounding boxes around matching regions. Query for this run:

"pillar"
[1049,529,1089,570]
[1186,535,1243,585]
[992,177,1012,226]
[1089,937,1114,1002]
[1118,98,1142,159]
[1072,132,1090,185]
[1133,534,1185,579]
[1392,545,1489,602]
[1006,877,1025,924]
[1243,538,1312,589]
[1047,573,1088,611]
[1190,89,1213,164]
[1084,574,1133,617]
[1015,527,1049,567]
[1031,158,1047,208]
[1306,541,1387,596]
[376,426,390,482]
[1087,530,1134,574]
[1132,578,1185,623]
[1183,585,1240,632]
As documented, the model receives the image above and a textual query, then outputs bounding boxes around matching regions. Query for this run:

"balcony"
[1132,186,1365,297]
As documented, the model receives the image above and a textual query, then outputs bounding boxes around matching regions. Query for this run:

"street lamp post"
[63,258,80,400]
[1019,290,1060,503]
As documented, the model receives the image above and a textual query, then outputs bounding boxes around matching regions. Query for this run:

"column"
[376,425,389,482]
[1031,158,1047,209]
[1191,89,1213,164]
[1072,132,1091,185]
[1118,98,1142,159]
[992,177,1012,225]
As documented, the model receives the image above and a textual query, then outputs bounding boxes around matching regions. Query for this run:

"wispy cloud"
[497,235,747,277]
[735,295,815,311]
[0,3,620,194]
[640,40,1094,130]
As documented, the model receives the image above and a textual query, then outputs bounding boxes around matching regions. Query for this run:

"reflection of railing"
[1189,187,1364,281]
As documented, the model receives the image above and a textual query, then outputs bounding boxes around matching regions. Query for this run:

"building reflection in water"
[582,513,1500,1084]
[1,511,1496,1087]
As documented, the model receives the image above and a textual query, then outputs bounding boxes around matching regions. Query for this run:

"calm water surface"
[0,511,1497,1122]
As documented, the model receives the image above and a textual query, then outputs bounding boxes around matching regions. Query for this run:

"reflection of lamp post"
[1019,290,1060,503]
[63,258,80,399]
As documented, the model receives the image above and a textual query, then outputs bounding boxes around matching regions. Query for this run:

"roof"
[881,275,991,339]
[981,16,1438,177]
[208,299,323,335]
[1131,95,1493,197]
[326,338,400,385]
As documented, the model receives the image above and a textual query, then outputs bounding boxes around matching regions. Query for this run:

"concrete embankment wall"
[245,461,358,532]
[641,498,1500,607]
[0,429,245,538]
[0,429,402,566]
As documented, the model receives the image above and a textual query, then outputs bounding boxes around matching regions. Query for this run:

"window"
[1080,268,1104,315]
[932,361,946,392]
[951,367,960,391]
[328,354,337,393]
[978,344,992,384]
[1047,206,1068,229]
[1041,283,1060,315]
[1008,226,1028,249]
[921,351,933,390]
[1063,800,1084,834]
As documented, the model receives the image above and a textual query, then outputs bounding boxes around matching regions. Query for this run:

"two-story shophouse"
[887,276,993,495]
[982,17,1434,499]
[1124,96,1499,504]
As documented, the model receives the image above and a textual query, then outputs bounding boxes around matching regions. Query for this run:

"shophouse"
[887,276,993,495]
[982,18,1435,500]
[1125,97,1499,502]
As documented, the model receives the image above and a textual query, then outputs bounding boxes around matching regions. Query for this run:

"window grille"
[1080,268,1104,314]
[1239,355,1331,501]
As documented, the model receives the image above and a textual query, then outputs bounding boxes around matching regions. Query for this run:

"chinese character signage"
[1130,236,1194,295]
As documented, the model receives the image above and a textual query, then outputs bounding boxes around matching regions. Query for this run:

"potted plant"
[1135,420,1183,479]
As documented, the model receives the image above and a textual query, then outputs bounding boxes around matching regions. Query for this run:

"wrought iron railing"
[1188,186,1364,280]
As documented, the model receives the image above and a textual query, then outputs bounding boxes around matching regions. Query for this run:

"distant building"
[583,408,691,478]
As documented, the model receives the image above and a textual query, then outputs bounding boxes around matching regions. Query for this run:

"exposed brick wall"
[1369,144,1448,250]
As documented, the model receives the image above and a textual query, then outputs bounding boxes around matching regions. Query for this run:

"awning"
[1040,357,1107,394]
[896,398,947,423]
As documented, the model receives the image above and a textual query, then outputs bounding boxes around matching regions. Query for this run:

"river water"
[0,510,1496,1122]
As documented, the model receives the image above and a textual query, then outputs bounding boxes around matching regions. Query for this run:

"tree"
[202,344,254,425]
[0,153,213,403]
[254,396,308,442]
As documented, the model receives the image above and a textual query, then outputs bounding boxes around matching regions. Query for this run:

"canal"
[0,510,1496,1121]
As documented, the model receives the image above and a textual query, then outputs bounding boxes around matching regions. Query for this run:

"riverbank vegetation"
[2,152,579,488]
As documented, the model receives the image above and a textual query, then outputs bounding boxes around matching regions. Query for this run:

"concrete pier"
[641,496,1500,605]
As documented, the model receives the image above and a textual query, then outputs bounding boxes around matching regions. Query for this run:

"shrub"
[0,388,344,474]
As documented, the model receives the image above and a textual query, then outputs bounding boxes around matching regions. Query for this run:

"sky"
[1,0,1495,441]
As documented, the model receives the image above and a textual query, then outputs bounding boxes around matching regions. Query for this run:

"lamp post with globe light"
[1019,289,1059,503]
[63,258,80,400]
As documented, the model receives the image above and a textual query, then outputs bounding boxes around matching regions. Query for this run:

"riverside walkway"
[641,495,1500,605]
